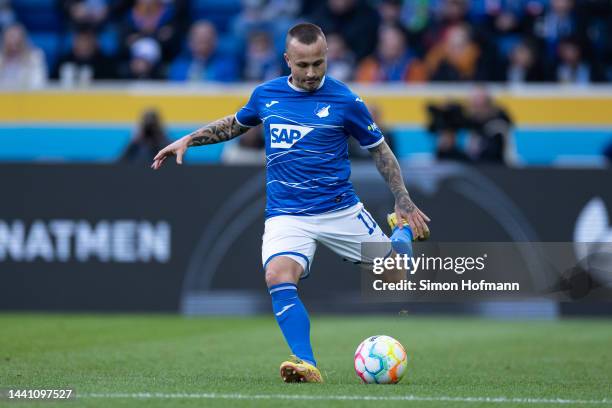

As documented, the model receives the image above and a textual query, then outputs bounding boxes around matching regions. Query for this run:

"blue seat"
[29,32,61,70]
[217,34,242,58]
[13,0,63,31]
[98,25,120,56]
[190,0,242,33]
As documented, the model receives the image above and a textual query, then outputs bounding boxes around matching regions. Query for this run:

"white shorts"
[262,202,391,278]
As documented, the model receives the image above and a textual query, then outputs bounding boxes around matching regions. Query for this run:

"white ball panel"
[362,371,376,384]
[392,343,406,361]
[365,356,382,374]
[376,371,391,384]
[372,340,390,356]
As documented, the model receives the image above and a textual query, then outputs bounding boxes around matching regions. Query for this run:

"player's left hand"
[151,136,190,170]
[394,196,431,240]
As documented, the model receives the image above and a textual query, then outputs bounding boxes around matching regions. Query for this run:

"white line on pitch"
[81,393,611,405]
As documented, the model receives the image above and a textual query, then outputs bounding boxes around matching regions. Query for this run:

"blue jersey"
[235,76,384,218]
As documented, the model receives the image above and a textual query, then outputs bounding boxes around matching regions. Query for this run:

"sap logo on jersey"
[270,124,314,148]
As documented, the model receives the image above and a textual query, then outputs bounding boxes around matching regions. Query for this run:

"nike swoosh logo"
[275,303,296,316]
[266,101,279,108]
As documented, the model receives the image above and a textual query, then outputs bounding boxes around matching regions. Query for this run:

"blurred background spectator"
[424,23,484,81]
[532,0,584,68]
[377,0,403,27]
[120,108,169,163]
[118,0,185,62]
[554,35,603,84]
[0,0,16,31]
[120,36,163,79]
[505,38,545,84]
[356,23,426,83]
[53,28,116,83]
[420,0,472,52]
[325,32,355,82]
[169,20,238,82]
[427,99,471,162]
[0,0,608,85]
[231,0,300,57]
[242,30,280,82]
[463,87,513,164]
[59,0,109,30]
[309,0,380,61]
[0,23,47,88]
[426,87,513,164]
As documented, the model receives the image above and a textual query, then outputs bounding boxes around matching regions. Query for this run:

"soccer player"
[151,23,430,383]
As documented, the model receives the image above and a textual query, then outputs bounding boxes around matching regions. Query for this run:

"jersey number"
[357,210,377,235]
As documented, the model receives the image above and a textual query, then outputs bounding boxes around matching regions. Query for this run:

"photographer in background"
[427,100,471,162]
[426,87,513,165]
[120,108,169,163]
[464,87,513,164]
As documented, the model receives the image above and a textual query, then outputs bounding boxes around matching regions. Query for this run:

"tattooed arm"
[369,140,431,239]
[187,115,249,146]
[151,115,250,169]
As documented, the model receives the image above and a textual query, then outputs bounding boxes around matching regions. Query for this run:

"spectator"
[426,88,513,164]
[463,87,513,164]
[169,21,239,82]
[356,24,427,83]
[243,31,281,82]
[421,0,471,51]
[309,0,380,61]
[435,0,470,25]
[53,29,117,82]
[120,36,163,79]
[111,0,188,32]
[0,0,16,31]
[483,0,528,59]
[532,0,583,64]
[231,0,301,54]
[424,23,483,81]
[221,125,266,165]
[399,0,432,35]
[120,108,169,163]
[555,36,602,83]
[580,0,612,67]
[120,0,181,61]
[0,24,47,88]
[426,100,471,162]
[377,0,403,28]
[505,38,545,83]
[326,32,355,82]
[484,0,530,31]
[59,0,109,30]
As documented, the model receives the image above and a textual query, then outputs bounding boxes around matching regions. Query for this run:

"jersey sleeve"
[344,95,385,149]
[235,86,262,127]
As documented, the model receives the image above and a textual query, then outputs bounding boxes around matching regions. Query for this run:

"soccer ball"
[354,335,407,384]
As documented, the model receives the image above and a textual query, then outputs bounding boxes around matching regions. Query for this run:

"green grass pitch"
[0,314,611,407]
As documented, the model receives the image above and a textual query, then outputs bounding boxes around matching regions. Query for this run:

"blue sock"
[391,226,414,257]
[269,283,316,366]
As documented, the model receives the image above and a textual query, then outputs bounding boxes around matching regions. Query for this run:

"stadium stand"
[1,0,611,164]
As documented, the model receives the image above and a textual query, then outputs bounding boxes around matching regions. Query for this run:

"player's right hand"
[151,136,190,170]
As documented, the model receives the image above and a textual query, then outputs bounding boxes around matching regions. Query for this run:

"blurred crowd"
[1,0,612,88]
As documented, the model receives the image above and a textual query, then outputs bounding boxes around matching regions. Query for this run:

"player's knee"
[265,257,303,287]
[265,267,298,287]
